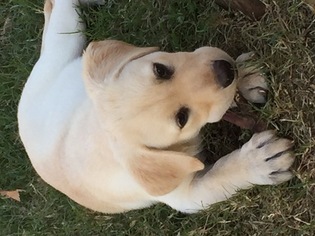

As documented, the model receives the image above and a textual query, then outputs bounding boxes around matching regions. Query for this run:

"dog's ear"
[128,149,204,196]
[83,40,158,83]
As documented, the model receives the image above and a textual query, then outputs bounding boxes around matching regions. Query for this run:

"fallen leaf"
[0,189,23,202]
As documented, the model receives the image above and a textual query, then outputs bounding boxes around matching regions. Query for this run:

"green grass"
[1,0,314,235]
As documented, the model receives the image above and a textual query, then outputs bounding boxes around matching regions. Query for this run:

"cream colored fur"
[18,0,294,213]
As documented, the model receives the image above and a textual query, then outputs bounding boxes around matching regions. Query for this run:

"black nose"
[213,60,236,88]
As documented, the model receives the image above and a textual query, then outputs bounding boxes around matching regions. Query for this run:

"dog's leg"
[23,0,86,93]
[40,0,86,69]
[236,52,268,104]
[25,0,103,93]
[158,130,294,213]
[41,0,104,57]
[41,0,53,55]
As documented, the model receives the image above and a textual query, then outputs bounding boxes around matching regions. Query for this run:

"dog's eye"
[176,107,190,129]
[153,63,174,80]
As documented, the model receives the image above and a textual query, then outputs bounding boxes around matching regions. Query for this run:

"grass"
[0,0,314,235]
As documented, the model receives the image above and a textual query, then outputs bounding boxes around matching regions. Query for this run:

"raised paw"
[240,130,295,185]
[236,52,268,104]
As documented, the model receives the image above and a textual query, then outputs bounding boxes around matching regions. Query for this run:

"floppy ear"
[128,149,204,196]
[83,40,159,84]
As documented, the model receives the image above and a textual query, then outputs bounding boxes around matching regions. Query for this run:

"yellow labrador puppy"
[18,0,294,213]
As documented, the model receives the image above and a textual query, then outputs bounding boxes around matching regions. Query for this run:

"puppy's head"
[83,40,237,195]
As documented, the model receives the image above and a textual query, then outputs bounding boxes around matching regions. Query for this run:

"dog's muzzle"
[213,60,237,88]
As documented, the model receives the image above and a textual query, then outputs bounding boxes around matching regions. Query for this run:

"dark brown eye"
[176,107,190,129]
[153,63,174,80]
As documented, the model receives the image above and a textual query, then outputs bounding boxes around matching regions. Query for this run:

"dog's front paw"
[236,52,268,104]
[240,130,295,185]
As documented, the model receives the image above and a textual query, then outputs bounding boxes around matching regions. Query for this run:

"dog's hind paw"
[236,52,268,104]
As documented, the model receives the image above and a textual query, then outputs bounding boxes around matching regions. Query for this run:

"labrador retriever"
[18,0,294,213]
